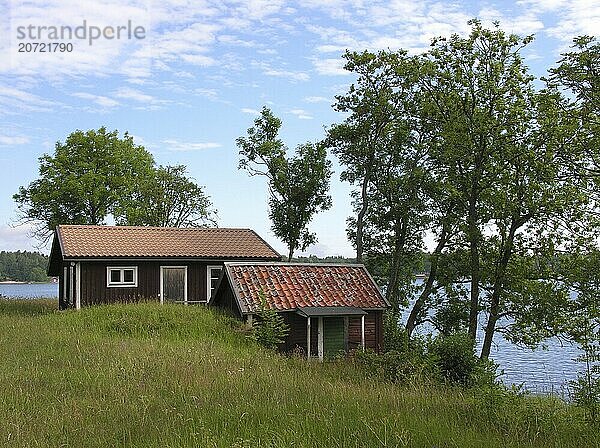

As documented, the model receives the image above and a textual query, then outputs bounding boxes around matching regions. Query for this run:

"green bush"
[251,291,289,350]
[428,332,498,388]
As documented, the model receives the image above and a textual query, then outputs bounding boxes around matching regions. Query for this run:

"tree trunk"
[467,194,481,341]
[406,224,448,337]
[385,218,408,310]
[480,220,519,359]
[355,172,370,263]
[287,245,295,261]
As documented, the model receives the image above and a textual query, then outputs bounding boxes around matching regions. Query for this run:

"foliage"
[13,127,155,243]
[237,107,333,260]
[13,127,216,244]
[429,332,497,388]
[360,326,498,389]
[0,250,49,282]
[115,164,216,227]
[251,290,289,350]
[330,21,596,360]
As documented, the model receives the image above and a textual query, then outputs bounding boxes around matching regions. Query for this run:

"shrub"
[252,291,289,350]
[570,341,600,424]
[428,332,498,388]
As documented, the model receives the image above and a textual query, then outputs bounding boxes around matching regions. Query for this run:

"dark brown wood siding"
[280,312,310,354]
[348,311,384,353]
[280,311,384,355]
[211,280,242,319]
[77,260,218,306]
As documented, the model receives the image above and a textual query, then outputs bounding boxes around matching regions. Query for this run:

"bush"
[428,332,498,388]
[355,349,430,383]
[252,291,289,350]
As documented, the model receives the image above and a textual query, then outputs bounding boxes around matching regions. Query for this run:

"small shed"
[210,262,389,359]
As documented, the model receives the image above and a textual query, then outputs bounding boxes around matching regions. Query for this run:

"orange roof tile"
[55,225,281,259]
[221,263,388,313]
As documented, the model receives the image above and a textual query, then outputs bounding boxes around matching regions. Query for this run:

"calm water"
[0,282,584,395]
[0,282,58,298]
[403,281,584,396]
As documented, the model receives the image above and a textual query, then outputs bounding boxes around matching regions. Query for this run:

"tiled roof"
[222,263,388,313]
[55,225,281,259]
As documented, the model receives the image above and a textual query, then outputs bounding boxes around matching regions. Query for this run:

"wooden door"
[161,267,187,304]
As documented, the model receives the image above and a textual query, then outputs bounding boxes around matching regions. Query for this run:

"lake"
[0,282,58,298]
[0,282,584,396]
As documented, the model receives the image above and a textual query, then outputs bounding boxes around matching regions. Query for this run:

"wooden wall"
[58,260,218,306]
[348,311,384,353]
[280,310,385,355]
[211,282,242,319]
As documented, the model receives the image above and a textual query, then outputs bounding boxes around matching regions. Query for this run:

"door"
[160,266,187,304]
[323,317,345,358]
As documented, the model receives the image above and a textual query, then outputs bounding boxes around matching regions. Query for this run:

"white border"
[160,266,188,304]
[106,266,138,288]
[206,265,222,301]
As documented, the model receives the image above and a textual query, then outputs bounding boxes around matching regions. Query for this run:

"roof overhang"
[295,306,367,317]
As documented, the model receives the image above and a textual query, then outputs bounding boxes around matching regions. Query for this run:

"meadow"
[0,299,597,447]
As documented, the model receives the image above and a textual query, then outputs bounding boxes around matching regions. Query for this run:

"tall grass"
[0,299,597,447]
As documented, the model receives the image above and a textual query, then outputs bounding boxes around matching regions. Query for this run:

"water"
[487,333,581,397]
[402,278,586,396]
[0,282,58,298]
[0,282,584,395]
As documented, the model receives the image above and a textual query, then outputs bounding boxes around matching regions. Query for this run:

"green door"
[323,317,345,357]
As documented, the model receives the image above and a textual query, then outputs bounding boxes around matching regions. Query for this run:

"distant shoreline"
[0,281,55,285]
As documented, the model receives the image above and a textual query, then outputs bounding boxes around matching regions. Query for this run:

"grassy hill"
[0,300,597,448]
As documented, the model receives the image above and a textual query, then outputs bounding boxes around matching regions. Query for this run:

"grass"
[0,299,597,448]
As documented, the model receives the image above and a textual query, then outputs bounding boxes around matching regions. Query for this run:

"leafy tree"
[237,107,333,260]
[14,127,155,243]
[330,22,594,361]
[115,165,216,227]
[326,51,404,263]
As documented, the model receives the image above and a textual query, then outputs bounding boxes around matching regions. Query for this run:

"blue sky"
[0,0,598,256]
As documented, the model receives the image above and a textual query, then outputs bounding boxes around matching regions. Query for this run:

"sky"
[0,0,599,256]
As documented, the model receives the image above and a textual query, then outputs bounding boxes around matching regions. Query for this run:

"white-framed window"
[207,265,222,301]
[107,266,138,287]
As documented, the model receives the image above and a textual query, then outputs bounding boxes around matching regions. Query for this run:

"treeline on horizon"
[0,251,49,283]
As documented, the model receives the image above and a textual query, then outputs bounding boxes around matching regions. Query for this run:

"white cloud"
[263,68,310,82]
[0,224,44,252]
[114,87,155,103]
[544,0,600,41]
[304,96,331,103]
[313,58,349,76]
[289,108,313,119]
[0,135,29,145]
[194,88,219,101]
[0,85,62,114]
[72,92,119,108]
[241,107,260,114]
[162,139,221,152]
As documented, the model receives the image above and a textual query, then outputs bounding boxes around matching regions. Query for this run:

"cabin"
[210,262,389,359]
[47,225,281,309]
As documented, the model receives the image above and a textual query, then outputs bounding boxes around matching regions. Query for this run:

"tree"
[329,22,594,361]
[326,51,403,263]
[14,127,154,243]
[328,50,459,326]
[115,165,216,227]
[237,107,333,260]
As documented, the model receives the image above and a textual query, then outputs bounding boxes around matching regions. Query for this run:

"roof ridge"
[224,261,365,268]
[58,224,255,232]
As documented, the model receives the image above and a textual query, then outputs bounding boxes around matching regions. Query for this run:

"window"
[107,267,138,287]
[207,265,222,300]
